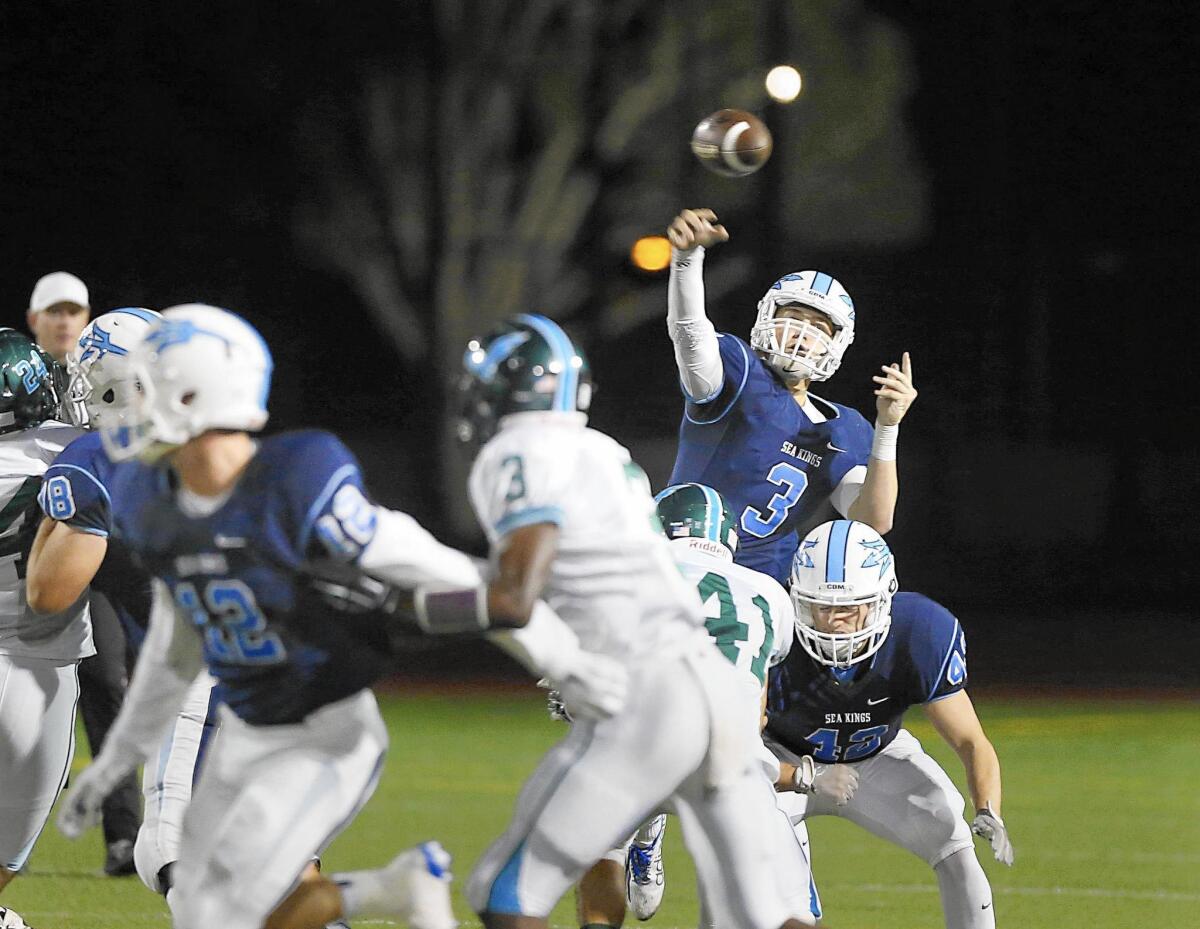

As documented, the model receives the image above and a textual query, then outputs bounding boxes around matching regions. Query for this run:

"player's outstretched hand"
[554,651,629,721]
[666,208,730,252]
[971,806,1014,866]
[812,762,859,806]
[873,351,917,427]
[57,758,132,839]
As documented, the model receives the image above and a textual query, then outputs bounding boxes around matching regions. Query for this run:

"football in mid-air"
[690,109,773,177]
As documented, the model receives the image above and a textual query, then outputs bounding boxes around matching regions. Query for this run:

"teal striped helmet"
[458,314,593,446]
[0,328,62,435]
[653,483,738,554]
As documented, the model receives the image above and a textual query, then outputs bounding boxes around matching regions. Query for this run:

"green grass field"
[5,690,1198,929]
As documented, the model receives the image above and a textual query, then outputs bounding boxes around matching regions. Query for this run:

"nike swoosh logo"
[214,535,247,548]
[827,441,849,453]
[983,903,992,910]
[867,696,889,705]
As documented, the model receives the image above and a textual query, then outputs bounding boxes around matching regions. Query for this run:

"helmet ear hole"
[101,388,115,403]
[180,390,197,407]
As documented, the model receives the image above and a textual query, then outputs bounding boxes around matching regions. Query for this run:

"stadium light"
[630,235,671,273]
[765,65,802,103]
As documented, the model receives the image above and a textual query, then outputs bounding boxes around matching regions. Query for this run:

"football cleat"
[625,814,667,920]
[0,906,34,929]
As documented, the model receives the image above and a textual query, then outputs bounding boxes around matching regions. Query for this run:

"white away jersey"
[0,420,93,660]
[670,541,794,700]
[469,413,707,661]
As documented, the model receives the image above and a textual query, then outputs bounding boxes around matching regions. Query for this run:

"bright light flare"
[765,66,802,103]
[630,235,671,272]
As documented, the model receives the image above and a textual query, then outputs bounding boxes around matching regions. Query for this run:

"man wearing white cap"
[24,272,144,878]
[26,272,90,363]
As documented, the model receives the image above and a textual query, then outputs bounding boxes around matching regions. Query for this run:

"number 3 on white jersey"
[740,462,808,538]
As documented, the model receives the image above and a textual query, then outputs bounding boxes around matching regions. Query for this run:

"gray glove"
[971,805,1014,866]
[791,756,859,805]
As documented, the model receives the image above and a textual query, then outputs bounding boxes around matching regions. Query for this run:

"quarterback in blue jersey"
[664,209,917,584]
[765,520,1013,929]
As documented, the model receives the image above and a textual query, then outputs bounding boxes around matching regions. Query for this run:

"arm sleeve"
[95,579,203,768]
[829,465,867,517]
[667,246,724,402]
[358,506,483,588]
[488,600,581,681]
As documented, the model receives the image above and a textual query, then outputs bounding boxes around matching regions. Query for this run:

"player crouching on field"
[766,520,1013,929]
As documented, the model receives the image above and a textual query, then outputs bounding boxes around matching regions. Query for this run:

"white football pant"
[0,655,78,872]
[169,689,387,929]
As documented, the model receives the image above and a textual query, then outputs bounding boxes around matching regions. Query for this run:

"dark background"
[2,1,1196,687]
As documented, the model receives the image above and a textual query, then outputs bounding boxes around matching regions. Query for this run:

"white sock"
[332,868,394,918]
[934,848,995,929]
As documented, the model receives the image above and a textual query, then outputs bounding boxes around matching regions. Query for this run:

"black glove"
[303,558,415,618]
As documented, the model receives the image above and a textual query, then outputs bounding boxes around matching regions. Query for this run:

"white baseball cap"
[29,271,89,313]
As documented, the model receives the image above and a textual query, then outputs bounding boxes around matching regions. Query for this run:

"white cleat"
[382,841,457,929]
[0,907,34,929]
[625,814,667,921]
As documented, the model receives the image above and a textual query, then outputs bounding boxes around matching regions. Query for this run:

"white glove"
[57,757,134,840]
[549,650,628,721]
[971,805,1014,866]
[791,756,859,805]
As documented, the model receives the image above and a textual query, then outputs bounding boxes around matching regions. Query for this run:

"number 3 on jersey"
[741,462,809,538]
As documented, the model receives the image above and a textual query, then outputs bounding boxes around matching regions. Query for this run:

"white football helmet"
[750,270,855,383]
[101,304,273,462]
[65,307,162,428]
[790,520,897,668]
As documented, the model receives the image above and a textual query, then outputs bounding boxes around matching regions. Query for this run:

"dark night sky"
[2,1,1196,617]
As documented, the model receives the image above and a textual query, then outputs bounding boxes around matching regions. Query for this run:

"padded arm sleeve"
[488,600,581,681]
[96,580,202,768]
[358,505,483,589]
[667,246,724,402]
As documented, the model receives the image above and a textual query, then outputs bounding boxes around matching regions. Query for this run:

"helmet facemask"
[792,591,894,669]
[751,271,856,384]
[750,309,847,385]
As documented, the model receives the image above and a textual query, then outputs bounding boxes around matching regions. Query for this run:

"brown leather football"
[690,109,773,177]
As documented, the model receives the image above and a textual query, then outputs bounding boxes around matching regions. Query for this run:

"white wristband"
[871,421,899,462]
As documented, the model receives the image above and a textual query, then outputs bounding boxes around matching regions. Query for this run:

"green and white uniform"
[0,419,91,872]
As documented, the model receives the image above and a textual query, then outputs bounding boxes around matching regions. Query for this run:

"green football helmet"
[654,483,739,555]
[458,313,593,447]
[0,328,62,435]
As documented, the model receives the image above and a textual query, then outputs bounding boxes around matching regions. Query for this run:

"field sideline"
[5,689,1197,929]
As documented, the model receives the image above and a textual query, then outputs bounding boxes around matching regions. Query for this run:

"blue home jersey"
[108,430,393,726]
[39,431,154,651]
[764,592,967,763]
[670,333,873,584]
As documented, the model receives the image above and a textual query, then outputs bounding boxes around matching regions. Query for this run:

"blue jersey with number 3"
[764,592,968,763]
[670,333,873,584]
[107,430,392,725]
[40,431,154,650]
